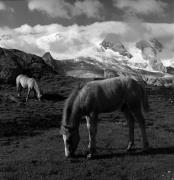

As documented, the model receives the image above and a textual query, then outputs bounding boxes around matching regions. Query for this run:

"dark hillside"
[0,47,56,83]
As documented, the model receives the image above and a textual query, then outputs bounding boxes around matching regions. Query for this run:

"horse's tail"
[140,84,150,112]
[16,75,20,85]
[16,75,22,90]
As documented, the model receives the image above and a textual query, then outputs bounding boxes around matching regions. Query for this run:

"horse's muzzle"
[65,151,75,159]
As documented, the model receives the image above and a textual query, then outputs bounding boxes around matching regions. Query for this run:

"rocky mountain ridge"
[136,38,166,72]
[0,47,55,83]
[100,40,133,58]
[0,38,174,87]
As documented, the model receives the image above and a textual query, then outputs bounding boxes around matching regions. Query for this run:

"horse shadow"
[42,92,66,102]
[74,146,174,160]
[96,146,174,159]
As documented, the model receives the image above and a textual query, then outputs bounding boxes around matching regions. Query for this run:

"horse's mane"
[62,83,83,127]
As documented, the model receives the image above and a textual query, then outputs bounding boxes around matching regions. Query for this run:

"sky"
[0,0,174,61]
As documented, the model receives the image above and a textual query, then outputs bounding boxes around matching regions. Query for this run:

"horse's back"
[77,77,146,114]
[16,74,28,81]
[78,77,126,113]
[83,77,128,97]
[16,74,35,88]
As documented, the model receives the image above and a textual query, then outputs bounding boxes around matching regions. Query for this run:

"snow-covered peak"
[100,39,133,58]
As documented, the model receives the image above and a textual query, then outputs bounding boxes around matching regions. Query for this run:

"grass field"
[0,75,174,180]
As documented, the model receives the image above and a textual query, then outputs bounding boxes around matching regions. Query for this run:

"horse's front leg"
[26,89,31,102]
[123,106,135,151]
[86,113,98,159]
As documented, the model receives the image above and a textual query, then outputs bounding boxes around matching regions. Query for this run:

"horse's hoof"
[142,147,150,153]
[126,143,135,152]
[86,151,97,159]
[65,154,75,162]
[142,142,150,152]
[126,148,135,152]
[65,153,75,159]
[87,153,93,160]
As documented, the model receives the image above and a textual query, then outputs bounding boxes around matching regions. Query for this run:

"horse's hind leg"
[33,89,37,100]
[86,113,98,158]
[16,83,21,97]
[123,105,135,151]
[131,108,149,151]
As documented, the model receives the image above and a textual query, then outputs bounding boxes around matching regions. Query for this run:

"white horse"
[60,77,150,159]
[16,74,42,102]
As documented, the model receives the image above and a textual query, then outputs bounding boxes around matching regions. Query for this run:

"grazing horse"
[16,74,42,102]
[60,77,150,159]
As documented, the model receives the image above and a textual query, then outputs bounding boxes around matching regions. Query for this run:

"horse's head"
[37,92,42,101]
[60,84,82,158]
[60,125,80,158]
[35,87,43,101]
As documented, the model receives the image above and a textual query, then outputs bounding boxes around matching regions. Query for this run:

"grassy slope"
[0,75,174,180]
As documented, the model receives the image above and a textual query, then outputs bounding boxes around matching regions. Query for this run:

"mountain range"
[0,38,174,87]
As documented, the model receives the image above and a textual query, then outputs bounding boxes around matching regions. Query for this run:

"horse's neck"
[72,104,81,128]
[63,101,81,129]
[62,86,82,130]
[34,82,41,97]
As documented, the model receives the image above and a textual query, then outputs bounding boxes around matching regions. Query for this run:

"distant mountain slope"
[42,50,174,87]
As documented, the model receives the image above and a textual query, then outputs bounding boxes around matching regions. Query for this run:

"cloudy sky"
[0,0,174,60]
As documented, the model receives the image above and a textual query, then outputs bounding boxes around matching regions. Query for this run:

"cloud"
[28,0,71,19]
[0,22,128,59]
[0,1,14,12]
[146,23,174,60]
[28,0,103,19]
[0,22,174,61]
[113,0,167,16]
[0,1,6,11]
[72,0,103,18]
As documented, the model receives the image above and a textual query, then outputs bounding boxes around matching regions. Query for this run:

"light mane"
[61,84,82,128]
